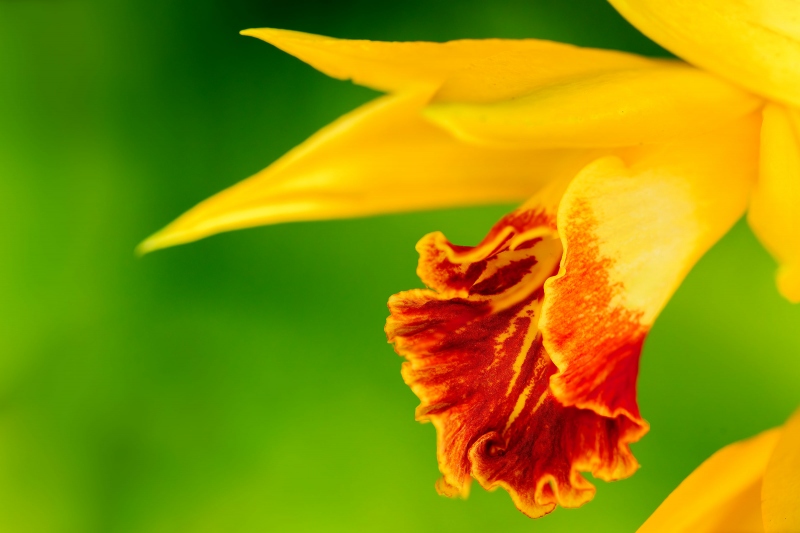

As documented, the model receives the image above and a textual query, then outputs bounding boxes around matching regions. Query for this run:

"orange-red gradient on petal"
[386,202,642,517]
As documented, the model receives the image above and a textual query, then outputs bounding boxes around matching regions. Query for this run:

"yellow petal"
[243,28,702,106]
[241,28,517,93]
[539,114,760,422]
[608,0,800,107]
[425,62,761,149]
[637,428,781,533]
[431,39,656,104]
[748,104,800,302]
[762,406,800,532]
[139,92,601,253]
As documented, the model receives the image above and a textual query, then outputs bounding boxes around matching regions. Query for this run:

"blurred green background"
[2,0,799,531]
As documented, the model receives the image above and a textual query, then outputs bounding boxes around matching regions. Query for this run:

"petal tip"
[135,223,205,256]
[239,27,280,38]
[777,265,800,303]
[238,27,312,44]
[435,476,468,499]
[135,229,178,256]
[134,240,154,257]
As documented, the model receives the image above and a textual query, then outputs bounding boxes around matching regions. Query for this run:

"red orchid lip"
[386,205,642,518]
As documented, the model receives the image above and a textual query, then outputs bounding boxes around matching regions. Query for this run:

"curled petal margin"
[386,205,643,517]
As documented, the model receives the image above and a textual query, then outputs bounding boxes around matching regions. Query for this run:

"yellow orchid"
[638,406,800,533]
[139,0,799,519]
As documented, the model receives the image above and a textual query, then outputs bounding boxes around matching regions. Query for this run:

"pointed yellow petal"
[608,0,800,106]
[241,28,507,92]
[748,104,800,302]
[762,406,800,532]
[242,28,686,105]
[539,114,760,424]
[637,428,780,533]
[425,62,761,148]
[139,92,601,253]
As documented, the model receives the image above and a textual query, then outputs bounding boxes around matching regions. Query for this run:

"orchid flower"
[139,0,799,519]
[638,406,800,533]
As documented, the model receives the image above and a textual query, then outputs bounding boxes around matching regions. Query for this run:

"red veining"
[386,205,641,518]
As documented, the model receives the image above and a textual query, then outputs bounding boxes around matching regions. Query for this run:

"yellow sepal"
[241,27,657,101]
[139,92,600,253]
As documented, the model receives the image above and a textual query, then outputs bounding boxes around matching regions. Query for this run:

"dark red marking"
[386,204,641,518]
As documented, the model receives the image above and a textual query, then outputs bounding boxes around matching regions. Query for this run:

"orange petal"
[139,92,598,252]
[762,406,800,532]
[607,0,800,107]
[539,114,760,428]
[637,428,780,533]
[748,104,800,302]
[386,186,643,518]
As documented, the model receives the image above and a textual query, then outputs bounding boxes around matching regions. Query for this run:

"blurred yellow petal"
[637,428,781,533]
[608,0,800,107]
[540,114,760,425]
[426,62,760,148]
[748,104,800,302]
[139,92,600,253]
[242,28,644,95]
[762,406,800,532]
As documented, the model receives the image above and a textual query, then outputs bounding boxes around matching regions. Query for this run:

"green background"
[2,0,798,531]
